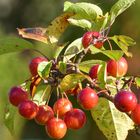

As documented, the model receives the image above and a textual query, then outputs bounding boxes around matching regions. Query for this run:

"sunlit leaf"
[0,37,34,55]
[37,61,52,79]
[110,0,136,23]
[60,73,86,92]
[91,98,134,140]
[97,62,107,88]
[63,38,84,62]
[46,13,73,44]
[110,35,135,57]
[17,27,48,44]
[78,60,103,73]
[64,1,103,20]
[68,18,92,29]
[33,85,52,105]
[90,46,124,60]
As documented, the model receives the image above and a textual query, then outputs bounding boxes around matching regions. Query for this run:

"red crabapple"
[35,105,54,125]
[45,118,67,139]
[107,57,128,77]
[114,90,137,112]
[29,57,48,76]
[77,87,98,110]
[9,86,28,106]
[64,108,86,129]
[53,98,73,117]
[18,100,38,119]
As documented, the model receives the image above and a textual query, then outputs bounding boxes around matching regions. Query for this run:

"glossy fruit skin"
[107,57,128,77]
[82,31,99,48]
[77,87,98,110]
[53,98,73,117]
[64,108,86,129]
[89,64,99,79]
[45,118,67,139]
[131,104,140,124]
[9,86,28,106]
[114,90,137,112]
[35,105,54,125]
[29,57,48,76]
[18,100,38,120]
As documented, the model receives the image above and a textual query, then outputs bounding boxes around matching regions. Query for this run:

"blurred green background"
[0,0,140,140]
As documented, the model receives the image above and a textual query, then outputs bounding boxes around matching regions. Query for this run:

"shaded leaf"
[0,37,34,55]
[91,98,134,140]
[4,105,16,135]
[110,0,135,23]
[60,73,85,92]
[78,60,103,73]
[17,27,48,44]
[63,38,84,62]
[90,46,124,60]
[37,61,52,79]
[110,35,135,57]
[135,77,140,87]
[97,62,107,88]
[64,1,103,20]
[58,61,67,74]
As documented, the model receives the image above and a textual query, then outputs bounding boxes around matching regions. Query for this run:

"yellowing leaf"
[91,98,134,140]
[17,27,48,43]
[46,13,73,44]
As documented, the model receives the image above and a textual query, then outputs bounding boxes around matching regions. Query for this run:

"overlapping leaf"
[78,60,103,73]
[60,73,86,92]
[0,37,34,55]
[110,0,136,23]
[110,35,136,57]
[90,46,124,60]
[63,38,84,62]
[91,98,134,140]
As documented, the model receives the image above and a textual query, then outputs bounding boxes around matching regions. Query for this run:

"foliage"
[0,0,139,140]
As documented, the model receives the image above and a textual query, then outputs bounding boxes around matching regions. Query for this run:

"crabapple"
[29,57,48,76]
[45,118,67,139]
[9,86,28,106]
[114,90,137,112]
[77,87,98,110]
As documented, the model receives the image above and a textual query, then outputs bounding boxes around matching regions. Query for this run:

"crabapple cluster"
[82,31,140,126]
[8,31,140,139]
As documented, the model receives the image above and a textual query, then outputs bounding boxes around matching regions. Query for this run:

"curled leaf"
[17,27,48,43]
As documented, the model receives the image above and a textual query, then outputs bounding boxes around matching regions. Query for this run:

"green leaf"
[4,105,16,135]
[68,18,92,29]
[60,73,85,92]
[0,36,34,55]
[63,38,84,62]
[110,35,135,57]
[97,62,107,88]
[33,85,52,105]
[58,61,67,74]
[110,0,135,23]
[64,1,103,20]
[91,98,134,140]
[37,61,52,79]
[135,77,140,87]
[90,46,124,60]
[78,60,103,73]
